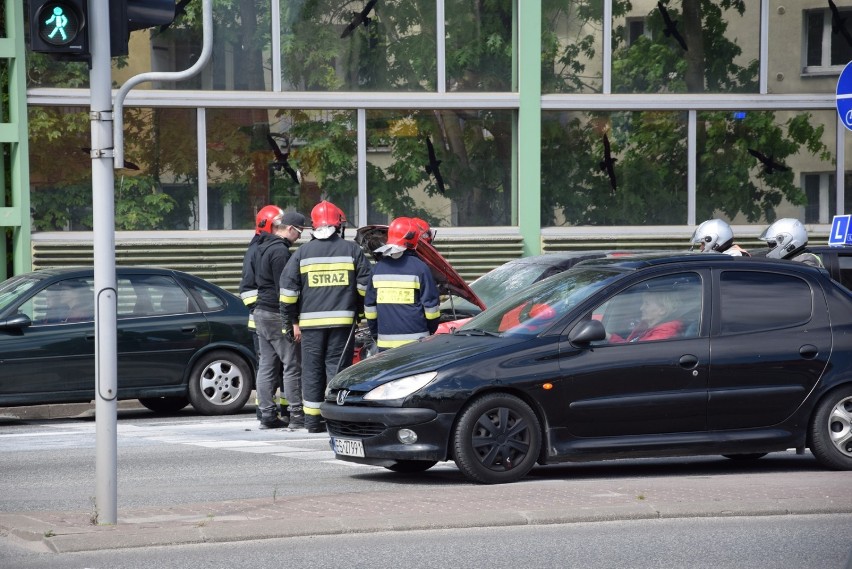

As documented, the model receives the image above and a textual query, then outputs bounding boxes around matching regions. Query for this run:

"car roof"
[572,251,830,274]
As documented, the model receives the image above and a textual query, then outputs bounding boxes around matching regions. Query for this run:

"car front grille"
[326,419,386,437]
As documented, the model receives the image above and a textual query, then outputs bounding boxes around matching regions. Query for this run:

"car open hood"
[355,225,486,311]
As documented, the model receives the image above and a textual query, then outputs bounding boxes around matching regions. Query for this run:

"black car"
[322,253,852,483]
[0,267,256,415]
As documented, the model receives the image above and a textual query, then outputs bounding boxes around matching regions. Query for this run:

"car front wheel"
[187,350,253,415]
[452,393,541,484]
[809,385,852,470]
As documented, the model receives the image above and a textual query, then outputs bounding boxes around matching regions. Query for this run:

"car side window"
[27,278,95,325]
[591,272,702,344]
[718,271,812,334]
[836,255,852,290]
[184,281,225,312]
[116,275,191,318]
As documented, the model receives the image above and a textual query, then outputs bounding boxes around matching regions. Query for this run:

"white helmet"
[690,219,734,253]
[760,218,808,259]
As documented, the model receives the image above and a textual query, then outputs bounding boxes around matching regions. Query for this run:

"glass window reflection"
[365,109,514,227]
[542,110,688,226]
[281,0,436,92]
[613,1,759,94]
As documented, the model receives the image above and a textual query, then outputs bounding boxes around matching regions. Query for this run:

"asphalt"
[1,402,851,554]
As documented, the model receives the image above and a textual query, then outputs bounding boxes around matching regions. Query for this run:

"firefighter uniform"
[364,249,440,349]
[279,232,372,432]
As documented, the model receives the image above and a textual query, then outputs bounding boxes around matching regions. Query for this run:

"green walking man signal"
[28,0,88,55]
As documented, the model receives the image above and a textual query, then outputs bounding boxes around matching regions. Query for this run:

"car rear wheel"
[384,460,438,473]
[138,396,189,414]
[187,350,253,415]
[452,393,541,484]
[810,385,852,470]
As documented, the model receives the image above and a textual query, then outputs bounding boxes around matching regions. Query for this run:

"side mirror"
[568,319,606,346]
[0,313,32,330]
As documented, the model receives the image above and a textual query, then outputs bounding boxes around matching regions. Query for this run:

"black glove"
[281,310,295,342]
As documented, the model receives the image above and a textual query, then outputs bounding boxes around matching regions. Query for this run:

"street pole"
[89,0,118,525]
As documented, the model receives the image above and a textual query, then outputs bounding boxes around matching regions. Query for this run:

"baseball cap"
[279,211,306,228]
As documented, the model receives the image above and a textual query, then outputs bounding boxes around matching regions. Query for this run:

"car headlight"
[363,372,437,401]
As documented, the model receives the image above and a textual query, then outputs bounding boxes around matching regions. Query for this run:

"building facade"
[4,1,851,286]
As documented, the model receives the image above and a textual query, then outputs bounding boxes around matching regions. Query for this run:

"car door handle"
[85,333,95,341]
[679,354,699,369]
[181,326,197,334]
[799,344,819,359]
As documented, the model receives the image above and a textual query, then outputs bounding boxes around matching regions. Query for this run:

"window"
[804,9,852,73]
[28,278,94,325]
[718,271,812,334]
[803,172,852,224]
[116,275,189,317]
[592,273,702,344]
[626,18,648,46]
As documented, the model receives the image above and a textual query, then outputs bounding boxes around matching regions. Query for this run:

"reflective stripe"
[424,305,440,320]
[240,289,259,305]
[377,332,428,349]
[372,274,420,288]
[299,316,355,327]
[364,305,377,319]
[299,257,355,271]
[280,287,300,304]
[357,284,367,295]
[377,337,420,348]
[304,401,323,415]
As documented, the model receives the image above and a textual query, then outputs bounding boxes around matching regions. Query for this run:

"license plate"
[334,437,365,458]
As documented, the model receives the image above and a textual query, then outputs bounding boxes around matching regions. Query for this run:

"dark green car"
[0,267,256,415]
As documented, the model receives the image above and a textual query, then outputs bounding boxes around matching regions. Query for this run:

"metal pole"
[89,0,118,525]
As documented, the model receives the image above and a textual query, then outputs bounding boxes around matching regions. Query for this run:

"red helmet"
[411,217,434,244]
[387,217,420,250]
[311,200,345,229]
[256,205,284,234]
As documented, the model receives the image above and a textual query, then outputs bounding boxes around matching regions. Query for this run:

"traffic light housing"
[110,0,177,57]
[28,0,89,56]
[27,0,176,59]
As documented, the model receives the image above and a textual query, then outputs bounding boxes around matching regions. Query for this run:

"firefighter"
[411,217,436,245]
[240,205,288,420]
[254,210,307,429]
[279,200,373,433]
[365,217,440,351]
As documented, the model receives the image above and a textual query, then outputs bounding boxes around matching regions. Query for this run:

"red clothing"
[610,319,682,343]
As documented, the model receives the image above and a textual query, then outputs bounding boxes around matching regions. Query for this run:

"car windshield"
[442,261,551,315]
[0,275,41,313]
[457,267,624,337]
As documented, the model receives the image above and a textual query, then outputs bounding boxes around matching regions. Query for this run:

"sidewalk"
[1,467,850,553]
[1,402,850,554]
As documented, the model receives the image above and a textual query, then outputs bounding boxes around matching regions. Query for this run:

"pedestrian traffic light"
[110,0,177,57]
[28,0,89,56]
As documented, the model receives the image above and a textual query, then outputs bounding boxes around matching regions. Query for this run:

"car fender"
[181,341,257,386]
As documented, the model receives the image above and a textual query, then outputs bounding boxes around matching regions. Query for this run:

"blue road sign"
[829,215,852,246]
[837,62,852,131]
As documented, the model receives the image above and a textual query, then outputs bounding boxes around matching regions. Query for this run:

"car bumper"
[320,403,455,466]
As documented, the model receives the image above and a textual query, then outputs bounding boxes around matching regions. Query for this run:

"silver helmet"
[690,219,734,253]
[759,218,808,259]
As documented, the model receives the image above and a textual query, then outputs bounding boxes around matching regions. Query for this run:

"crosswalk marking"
[1,418,458,472]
